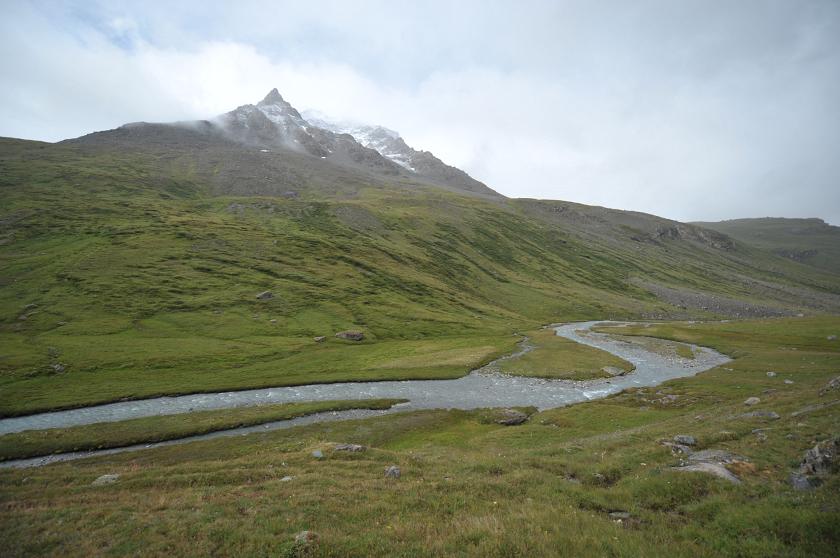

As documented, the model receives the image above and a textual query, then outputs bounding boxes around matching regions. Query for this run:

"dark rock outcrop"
[335,331,365,341]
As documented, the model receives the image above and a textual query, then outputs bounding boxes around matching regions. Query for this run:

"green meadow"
[1,317,838,556]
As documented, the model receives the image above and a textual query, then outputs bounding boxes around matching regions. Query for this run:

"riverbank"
[0,322,728,436]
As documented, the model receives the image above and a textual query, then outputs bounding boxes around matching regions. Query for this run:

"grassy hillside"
[695,217,840,275]
[1,316,838,556]
[1,137,839,415]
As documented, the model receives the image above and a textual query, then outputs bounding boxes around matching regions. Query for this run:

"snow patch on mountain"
[303,110,416,171]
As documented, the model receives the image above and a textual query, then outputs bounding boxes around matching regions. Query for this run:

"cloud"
[1,1,839,224]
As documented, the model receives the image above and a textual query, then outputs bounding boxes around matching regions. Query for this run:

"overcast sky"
[2,1,839,224]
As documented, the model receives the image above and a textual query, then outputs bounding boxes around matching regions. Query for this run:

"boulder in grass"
[820,376,840,396]
[791,437,839,490]
[256,291,274,300]
[91,474,120,486]
[313,336,326,343]
[294,531,319,545]
[335,331,365,341]
[496,409,529,425]
[739,410,780,420]
[673,434,696,446]
[333,443,366,452]
[744,397,760,406]
[385,465,401,479]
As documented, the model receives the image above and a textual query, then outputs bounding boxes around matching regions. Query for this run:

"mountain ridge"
[62,88,501,200]
[694,217,840,275]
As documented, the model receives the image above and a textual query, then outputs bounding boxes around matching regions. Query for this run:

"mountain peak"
[259,88,286,106]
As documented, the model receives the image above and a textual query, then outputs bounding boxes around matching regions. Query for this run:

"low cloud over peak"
[2,0,838,223]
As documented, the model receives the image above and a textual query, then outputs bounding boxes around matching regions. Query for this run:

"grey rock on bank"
[496,409,529,425]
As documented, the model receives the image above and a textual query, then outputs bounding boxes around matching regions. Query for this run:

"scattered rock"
[255,291,273,300]
[384,465,401,479]
[609,511,631,520]
[766,371,777,378]
[819,376,840,396]
[739,410,780,420]
[601,366,626,377]
[790,437,839,490]
[495,409,529,426]
[674,462,741,484]
[313,336,326,343]
[789,473,812,491]
[688,449,743,464]
[91,474,120,486]
[673,434,696,446]
[671,447,747,484]
[311,449,323,459]
[828,335,837,341]
[744,397,761,406]
[269,319,277,324]
[333,443,365,452]
[335,331,365,341]
[662,441,693,455]
[280,476,294,482]
[784,379,794,385]
[799,438,838,477]
[652,393,679,405]
[51,363,66,373]
[791,400,840,417]
[294,530,319,545]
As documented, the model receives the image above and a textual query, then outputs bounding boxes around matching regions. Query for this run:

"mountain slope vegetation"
[695,217,840,275]
[2,133,838,415]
